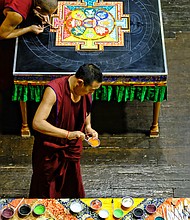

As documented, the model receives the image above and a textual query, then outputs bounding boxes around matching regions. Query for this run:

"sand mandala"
[50,1,130,51]
[13,0,167,86]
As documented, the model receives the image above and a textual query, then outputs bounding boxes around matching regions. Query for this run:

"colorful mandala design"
[13,0,167,85]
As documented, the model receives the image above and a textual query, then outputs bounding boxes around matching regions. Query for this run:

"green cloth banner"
[12,84,167,102]
[93,85,167,102]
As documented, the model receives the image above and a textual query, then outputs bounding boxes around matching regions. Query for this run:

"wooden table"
[12,0,167,138]
[14,80,167,137]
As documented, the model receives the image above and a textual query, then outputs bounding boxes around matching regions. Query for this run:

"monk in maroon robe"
[0,0,57,39]
[0,0,57,91]
[29,64,102,198]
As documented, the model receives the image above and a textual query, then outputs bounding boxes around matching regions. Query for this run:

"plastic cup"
[33,204,46,216]
[1,207,15,219]
[145,204,157,214]
[99,209,109,219]
[70,201,83,213]
[18,204,31,217]
[90,199,102,211]
[133,207,144,218]
[121,197,134,208]
[113,208,124,219]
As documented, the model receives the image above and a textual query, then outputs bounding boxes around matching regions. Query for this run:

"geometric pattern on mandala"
[51,0,130,51]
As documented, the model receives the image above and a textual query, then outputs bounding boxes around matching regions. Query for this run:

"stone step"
[1,165,190,198]
[0,134,149,165]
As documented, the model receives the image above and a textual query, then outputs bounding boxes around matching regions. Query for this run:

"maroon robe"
[29,76,92,198]
[0,0,33,20]
[0,0,33,90]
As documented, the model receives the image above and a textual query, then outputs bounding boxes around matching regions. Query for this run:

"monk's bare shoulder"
[3,8,23,26]
[0,8,23,38]
[42,86,57,106]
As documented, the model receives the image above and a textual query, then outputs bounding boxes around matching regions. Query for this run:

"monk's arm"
[32,87,85,140]
[85,114,92,129]
[0,10,44,39]
[32,87,69,138]
[85,114,98,138]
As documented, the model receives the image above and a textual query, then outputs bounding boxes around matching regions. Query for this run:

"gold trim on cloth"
[14,80,167,86]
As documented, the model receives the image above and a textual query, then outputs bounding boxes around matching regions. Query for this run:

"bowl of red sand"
[90,199,102,211]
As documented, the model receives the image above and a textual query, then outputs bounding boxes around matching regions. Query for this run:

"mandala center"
[65,9,114,40]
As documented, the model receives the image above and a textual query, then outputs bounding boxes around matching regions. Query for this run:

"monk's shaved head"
[35,0,58,14]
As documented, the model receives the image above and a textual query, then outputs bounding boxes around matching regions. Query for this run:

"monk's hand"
[85,126,98,139]
[67,131,85,140]
[41,15,50,25]
[29,25,44,35]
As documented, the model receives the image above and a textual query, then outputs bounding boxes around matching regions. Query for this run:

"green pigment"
[113,209,123,218]
[34,205,45,215]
